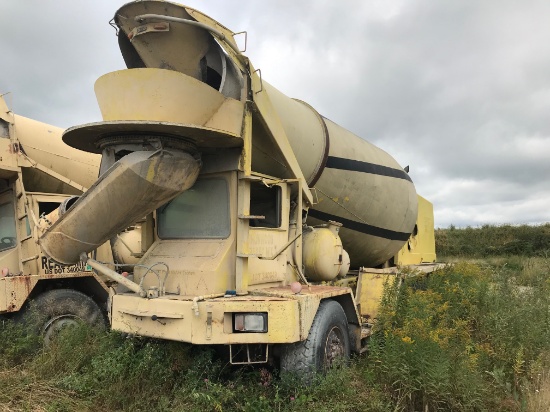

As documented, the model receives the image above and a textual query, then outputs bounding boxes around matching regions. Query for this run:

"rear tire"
[280,300,350,379]
[18,289,106,346]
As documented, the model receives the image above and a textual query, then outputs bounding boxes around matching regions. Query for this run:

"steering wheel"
[0,237,16,247]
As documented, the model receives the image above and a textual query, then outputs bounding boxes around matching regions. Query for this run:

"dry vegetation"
[0,224,548,411]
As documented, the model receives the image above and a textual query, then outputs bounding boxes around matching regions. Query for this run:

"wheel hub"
[43,314,81,346]
[324,325,345,368]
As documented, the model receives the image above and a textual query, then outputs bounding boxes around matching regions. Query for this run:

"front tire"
[18,289,107,346]
[280,300,350,378]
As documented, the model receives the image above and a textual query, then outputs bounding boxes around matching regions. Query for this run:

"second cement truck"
[38,0,437,375]
[0,93,112,342]
[0,94,145,342]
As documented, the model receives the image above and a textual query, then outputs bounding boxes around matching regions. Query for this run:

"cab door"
[0,189,19,274]
[245,180,290,288]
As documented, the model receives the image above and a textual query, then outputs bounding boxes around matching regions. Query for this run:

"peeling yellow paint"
[146,161,156,182]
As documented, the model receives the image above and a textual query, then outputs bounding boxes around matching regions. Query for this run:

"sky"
[1,0,550,228]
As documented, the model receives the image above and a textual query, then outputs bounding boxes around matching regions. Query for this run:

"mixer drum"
[262,83,418,268]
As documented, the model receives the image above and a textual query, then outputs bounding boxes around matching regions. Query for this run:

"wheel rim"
[323,325,346,368]
[43,315,80,346]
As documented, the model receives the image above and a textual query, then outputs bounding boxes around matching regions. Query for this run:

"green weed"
[0,238,548,411]
[370,262,550,411]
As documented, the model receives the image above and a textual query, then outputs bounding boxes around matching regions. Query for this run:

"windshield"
[157,178,230,239]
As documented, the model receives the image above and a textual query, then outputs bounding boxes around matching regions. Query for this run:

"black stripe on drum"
[308,209,411,241]
[326,156,412,182]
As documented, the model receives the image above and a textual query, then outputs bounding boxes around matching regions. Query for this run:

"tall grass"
[436,223,550,258]
[0,322,386,411]
[0,252,548,410]
[370,262,550,411]
[1,260,548,412]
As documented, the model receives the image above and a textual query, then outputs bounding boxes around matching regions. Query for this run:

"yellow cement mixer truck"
[0,94,119,341]
[0,92,155,343]
[38,0,438,374]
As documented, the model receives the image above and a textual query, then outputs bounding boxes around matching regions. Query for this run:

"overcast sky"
[2,1,550,228]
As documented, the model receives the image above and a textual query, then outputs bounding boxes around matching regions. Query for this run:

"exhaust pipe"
[40,148,201,264]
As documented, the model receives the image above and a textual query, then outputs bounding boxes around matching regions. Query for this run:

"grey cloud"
[2,0,549,228]
[1,1,125,126]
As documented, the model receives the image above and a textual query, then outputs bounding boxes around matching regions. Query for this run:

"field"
[0,224,549,411]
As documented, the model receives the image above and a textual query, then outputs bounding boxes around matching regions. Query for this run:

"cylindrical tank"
[13,115,100,193]
[256,83,418,268]
[302,222,347,281]
[338,250,351,277]
[112,226,142,271]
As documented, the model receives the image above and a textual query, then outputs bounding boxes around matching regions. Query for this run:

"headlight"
[233,312,268,333]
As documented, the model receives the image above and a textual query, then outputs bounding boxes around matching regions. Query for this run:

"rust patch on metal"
[253,285,352,300]
[5,275,33,312]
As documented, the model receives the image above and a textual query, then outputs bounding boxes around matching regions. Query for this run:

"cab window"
[157,178,230,239]
[0,201,16,251]
[249,183,281,228]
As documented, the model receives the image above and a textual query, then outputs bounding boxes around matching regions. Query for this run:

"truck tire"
[19,289,107,346]
[280,300,350,379]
